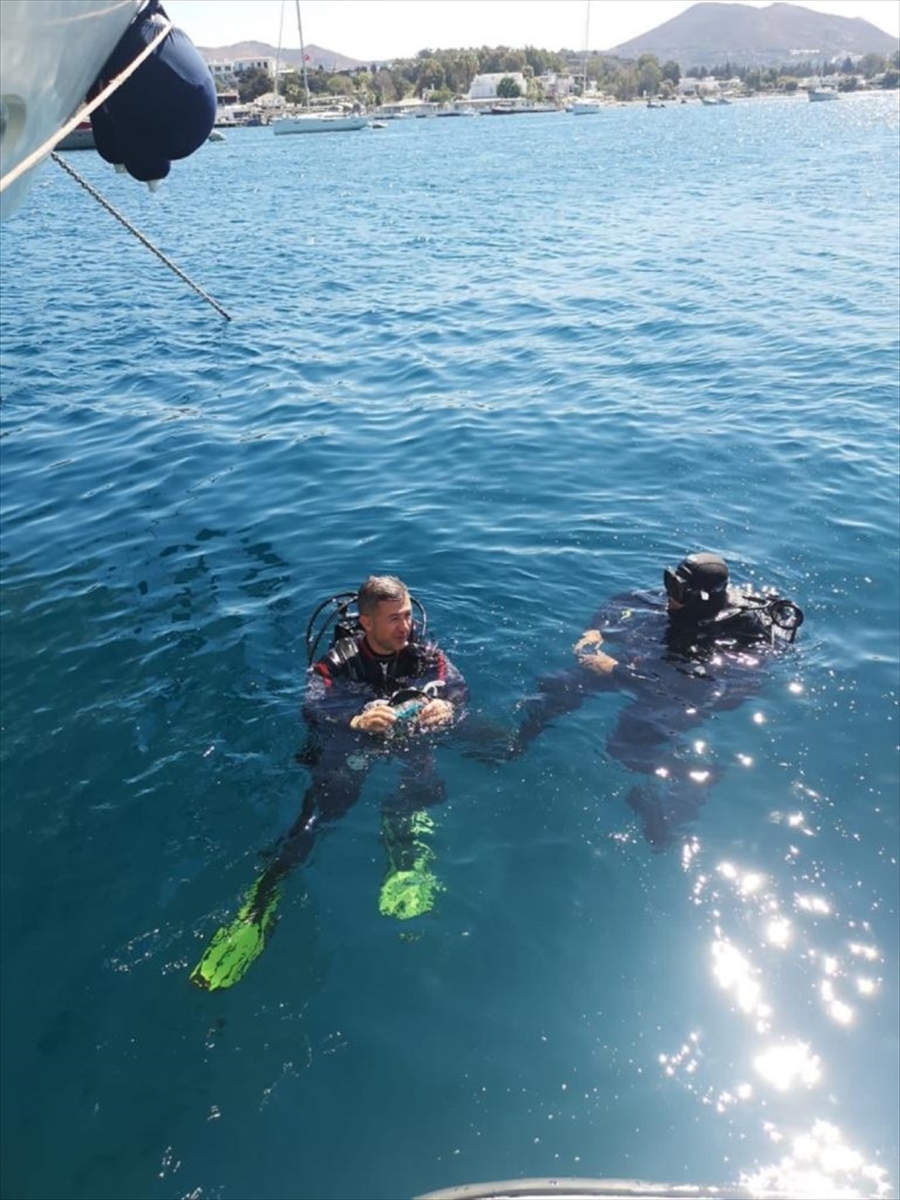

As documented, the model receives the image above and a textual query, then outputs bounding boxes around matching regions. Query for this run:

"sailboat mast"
[582,1,591,94]
[296,0,310,108]
[274,0,285,101]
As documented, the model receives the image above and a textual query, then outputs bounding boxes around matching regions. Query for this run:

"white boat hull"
[273,114,369,134]
[0,0,141,219]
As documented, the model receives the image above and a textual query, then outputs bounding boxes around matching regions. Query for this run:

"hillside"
[197,41,366,73]
[197,4,898,74]
[607,2,899,67]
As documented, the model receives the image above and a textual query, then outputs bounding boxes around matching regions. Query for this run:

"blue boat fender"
[89,0,217,185]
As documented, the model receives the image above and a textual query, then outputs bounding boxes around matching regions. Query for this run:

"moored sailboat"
[272,1,368,135]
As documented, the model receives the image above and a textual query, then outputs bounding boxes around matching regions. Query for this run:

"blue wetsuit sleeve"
[302,664,366,728]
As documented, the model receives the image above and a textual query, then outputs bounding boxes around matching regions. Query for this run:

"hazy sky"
[163,0,900,58]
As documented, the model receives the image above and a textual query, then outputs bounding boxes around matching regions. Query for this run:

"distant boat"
[274,112,368,134]
[487,102,561,115]
[56,121,97,151]
[808,85,840,101]
[271,1,369,135]
[572,1,603,115]
[59,121,230,149]
[699,93,731,106]
[571,98,604,114]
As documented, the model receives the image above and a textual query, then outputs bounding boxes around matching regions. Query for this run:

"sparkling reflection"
[754,1041,821,1090]
[654,811,891,1199]
[740,1119,892,1199]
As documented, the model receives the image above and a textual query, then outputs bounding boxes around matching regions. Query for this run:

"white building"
[206,57,276,89]
[539,71,575,99]
[468,72,528,100]
[231,57,276,76]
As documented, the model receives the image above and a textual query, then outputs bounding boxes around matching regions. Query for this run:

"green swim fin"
[378,810,443,921]
[190,876,282,991]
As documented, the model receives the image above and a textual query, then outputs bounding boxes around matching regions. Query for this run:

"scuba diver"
[191,575,467,991]
[507,552,804,849]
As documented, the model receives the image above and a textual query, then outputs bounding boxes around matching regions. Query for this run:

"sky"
[163,1,900,59]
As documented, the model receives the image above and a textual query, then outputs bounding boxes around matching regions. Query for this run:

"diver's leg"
[608,705,718,850]
[264,736,368,877]
[190,737,366,990]
[508,670,595,758]
[624,776,713,851]
[378,749,446,920]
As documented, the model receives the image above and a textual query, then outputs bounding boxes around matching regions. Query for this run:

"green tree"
[496,75,522,99]
[613,65,639,101]
[882,68,900,88]
[416,57,446,94]
[237,66,273,102]
[662,60,681,85]
[501,49,526,73]
[326,74,353,98]
[282,71,306,105]
[636,53,662,97]
[858,53,887,79]
[457,51,480,93]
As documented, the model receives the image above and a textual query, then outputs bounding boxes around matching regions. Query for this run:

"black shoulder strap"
[323,637,368,683]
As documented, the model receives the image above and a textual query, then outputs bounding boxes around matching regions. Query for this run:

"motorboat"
[571,98,605,114]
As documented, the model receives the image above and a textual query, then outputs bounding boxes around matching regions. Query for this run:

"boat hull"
[0,0,141,219]
[273,114,369,134]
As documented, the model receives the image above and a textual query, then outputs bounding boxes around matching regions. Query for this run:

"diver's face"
[361,595,413,655]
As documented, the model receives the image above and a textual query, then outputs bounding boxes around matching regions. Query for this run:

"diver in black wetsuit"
[190,576,467,991]
[509,553,803,849]
[298,575,467,914]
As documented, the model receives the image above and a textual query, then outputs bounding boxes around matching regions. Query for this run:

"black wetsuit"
[513,587,797,848]
[265,635,467,884]
[305,634,466,729]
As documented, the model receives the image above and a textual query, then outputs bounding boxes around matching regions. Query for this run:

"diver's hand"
[574,629,618,674]
[574,628,603,655]
[350,702,397,734]
[578,651,618,675]
[416,698,454,729]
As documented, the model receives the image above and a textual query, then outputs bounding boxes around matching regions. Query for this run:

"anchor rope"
[50,152,231,321]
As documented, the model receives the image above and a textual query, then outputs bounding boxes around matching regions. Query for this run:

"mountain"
[197,5,899,75]
[197,41,367,74]
[606,2,899,67]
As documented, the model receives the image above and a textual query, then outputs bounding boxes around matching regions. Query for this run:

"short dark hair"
[357,575,409,617]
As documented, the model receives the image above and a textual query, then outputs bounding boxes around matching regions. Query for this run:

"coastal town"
[207,48,900,126]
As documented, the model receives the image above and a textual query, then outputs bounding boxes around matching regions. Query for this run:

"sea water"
[1,93,898,1200]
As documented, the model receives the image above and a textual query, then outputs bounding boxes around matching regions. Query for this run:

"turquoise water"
[1,94,898,1200]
